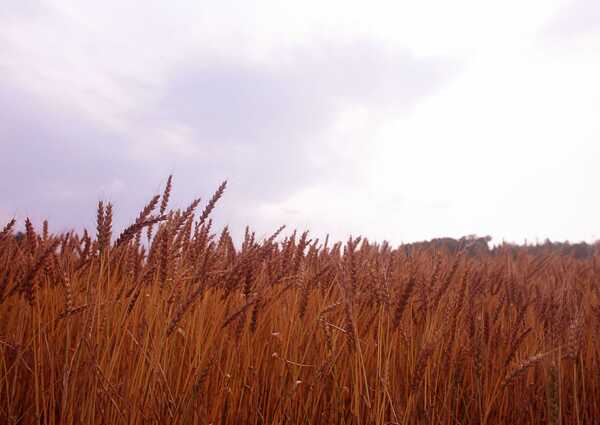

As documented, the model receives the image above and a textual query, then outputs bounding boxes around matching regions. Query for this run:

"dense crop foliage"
[1,177,599,424]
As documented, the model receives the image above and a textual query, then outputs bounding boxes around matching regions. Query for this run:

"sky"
[1,0,599,246]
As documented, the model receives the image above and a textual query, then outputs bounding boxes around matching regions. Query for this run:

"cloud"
[0,38,455,239]
[3,0,598,245]
[0,81,152,233]
[543,0,600,36]
[154,41,455,205]
[0,0,47,19]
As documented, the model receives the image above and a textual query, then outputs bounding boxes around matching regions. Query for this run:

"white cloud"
[544,0,600,36]
[1,0,599,244]
[253,15,600,244]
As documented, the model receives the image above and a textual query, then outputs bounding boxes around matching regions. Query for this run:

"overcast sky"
[1,0,599,245]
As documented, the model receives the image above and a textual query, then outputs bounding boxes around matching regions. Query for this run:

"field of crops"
[1,177,599,424]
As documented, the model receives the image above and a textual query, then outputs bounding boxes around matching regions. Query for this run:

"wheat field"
[1,177,599,424]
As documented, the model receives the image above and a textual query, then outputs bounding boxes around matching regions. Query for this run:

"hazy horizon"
[2,0,599,246]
